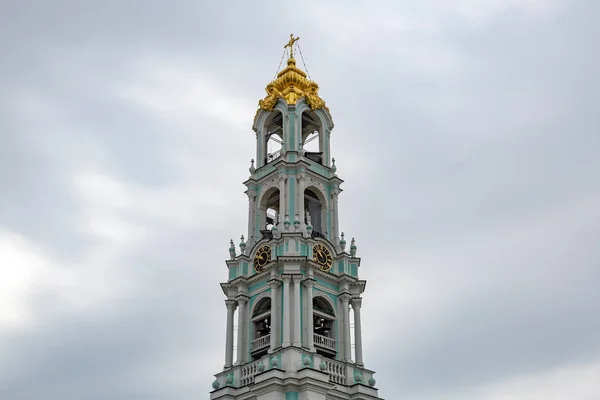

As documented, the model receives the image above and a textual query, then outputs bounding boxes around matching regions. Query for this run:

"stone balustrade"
[251,334,270,351]
[313,333,336,351]
[211,349,378,393]
[240,360,261,386]
[324,358,346,384]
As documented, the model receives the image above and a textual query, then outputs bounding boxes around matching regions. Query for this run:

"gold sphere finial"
[284,33,300,59]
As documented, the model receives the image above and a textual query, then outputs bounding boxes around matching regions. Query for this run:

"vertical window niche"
[263,111,283,165]
[304,188,325,237]
[251,298,271,359]
[313,296,336,359]
[259,188,281,239]
[301,110,323,164]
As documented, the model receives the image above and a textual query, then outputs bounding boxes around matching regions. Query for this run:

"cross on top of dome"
[257,34,328,112]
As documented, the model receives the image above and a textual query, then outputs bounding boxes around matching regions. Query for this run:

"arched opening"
[304,187,326,238]
[301,110,323,164]
[251,297,271,359]
[264,111,283,165]
[259,188,281,239]
[313,296,336,359]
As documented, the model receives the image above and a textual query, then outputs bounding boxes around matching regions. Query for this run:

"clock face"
[312,243,333,271]
[253,245,272,272]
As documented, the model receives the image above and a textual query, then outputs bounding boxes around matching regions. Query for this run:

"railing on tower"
[265,150,282,164]
[240,360,261,386]
[311,230,326,240]
[260,230,273,240]
[251,334,270,352]
[305,151,323,164]
[324,359,346,385]
[313,333,336,351]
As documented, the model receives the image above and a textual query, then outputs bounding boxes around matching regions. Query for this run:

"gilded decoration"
[258,35,328,112]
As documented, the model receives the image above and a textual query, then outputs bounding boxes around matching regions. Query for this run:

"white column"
[292,275,302,346]
[340,294,352,362]
[304,279,315,351]
[236,296,248,364]
[332,189,340,247]
[268,280,280,352]
[224,300,237,368]
[351,298,363,365]
[278,174,286,225]
[247,190,256,245]
[282,275,291,347]
[298,174,306,231]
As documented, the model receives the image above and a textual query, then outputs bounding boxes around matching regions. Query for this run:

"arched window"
[264,111,283,165]
[301,110,323,164]
[304,187,326,237]
[259,187,281,238]
[313,296,336,358]
[251,297,271,359]
[252,298,271,317]
[313,297,335,316]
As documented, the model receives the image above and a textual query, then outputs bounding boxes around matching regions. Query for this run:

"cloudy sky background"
[1,0,599,399]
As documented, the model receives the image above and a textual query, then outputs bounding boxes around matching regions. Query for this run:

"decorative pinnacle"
[331,158,337,173]
[249,159,255,174]
[229,239,236,260]
[284,33,300,59]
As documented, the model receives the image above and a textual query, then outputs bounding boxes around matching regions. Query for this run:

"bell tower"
[210,35,383,400]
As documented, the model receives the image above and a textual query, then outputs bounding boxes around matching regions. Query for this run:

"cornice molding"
[276,255,308,264]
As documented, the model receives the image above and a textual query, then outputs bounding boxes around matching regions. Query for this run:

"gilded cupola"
[258,34,328,112]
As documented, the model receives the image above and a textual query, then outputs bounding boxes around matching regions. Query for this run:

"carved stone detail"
[351,297,362,309]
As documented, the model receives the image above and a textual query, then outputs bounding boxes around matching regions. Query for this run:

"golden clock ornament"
[312,243,333,271]
[253,245,272,272]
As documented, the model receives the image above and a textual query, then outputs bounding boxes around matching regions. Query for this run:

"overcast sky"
[1,1,599,399]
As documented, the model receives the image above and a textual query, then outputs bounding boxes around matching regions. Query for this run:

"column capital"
[268,279,281,289]
[235,295,249,305]
[281,274,292,283]
[292,274,303,283]
[339,293,352,303]
[225,299,237,310]
[351,297,363,309]
[302,278,315,288]
[247,189,256,199]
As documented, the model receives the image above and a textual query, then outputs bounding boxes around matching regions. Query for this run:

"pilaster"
[278,171,286,228]
[281,275,292,347]
[246,189,257,248]
[292,274,303,346]
[268,279,281,352]
[303,278,316,351]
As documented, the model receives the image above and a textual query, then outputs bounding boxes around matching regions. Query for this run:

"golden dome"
[258,35,328,112]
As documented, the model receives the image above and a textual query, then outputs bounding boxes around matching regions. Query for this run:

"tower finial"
[284,34,300,58]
